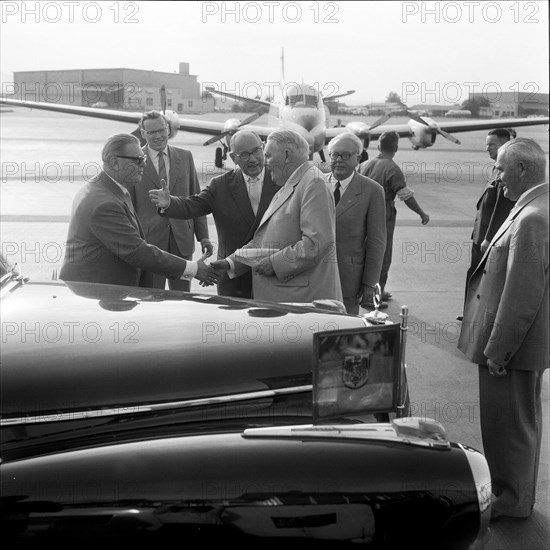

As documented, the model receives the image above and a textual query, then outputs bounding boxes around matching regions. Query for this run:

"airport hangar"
[10,62,215,114]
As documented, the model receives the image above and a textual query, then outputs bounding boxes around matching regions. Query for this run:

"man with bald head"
[458,137,548,521]
[325,132,386,315]
[150,130,278,297]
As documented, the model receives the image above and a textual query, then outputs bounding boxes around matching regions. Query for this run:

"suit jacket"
[324,172,386,298]
[161,168,278,297]
[458,184,549,371]
[129,145,209,257]
[471,167,516,245]
[59,172,187,286]
[230,162,343,303]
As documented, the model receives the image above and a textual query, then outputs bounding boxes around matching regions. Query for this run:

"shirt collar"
[148,146,168,159]
[330,171,354,191]
[245,168,265,183]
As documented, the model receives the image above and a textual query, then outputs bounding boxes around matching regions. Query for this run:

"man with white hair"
[325,132,386,314]
[211,129,342,304]
[458,137,549,521]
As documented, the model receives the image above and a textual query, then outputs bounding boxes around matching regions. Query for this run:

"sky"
[1,1,549,106]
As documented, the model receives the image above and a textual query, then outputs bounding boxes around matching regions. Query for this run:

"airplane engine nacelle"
[164,110,180,140]
[408,124,437,150]
[345,121,371,149]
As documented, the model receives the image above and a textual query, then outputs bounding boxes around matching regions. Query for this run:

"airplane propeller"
[396,103,461,145]
[368,113,392,131]
[202,111,262,146]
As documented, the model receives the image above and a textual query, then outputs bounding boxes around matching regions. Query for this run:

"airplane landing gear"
[215,144,229,168]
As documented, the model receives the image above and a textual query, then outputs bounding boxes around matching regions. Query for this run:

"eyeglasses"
[329,152,356,161]
[233,146,263,161]
[115,155,147,167]
[143,127,169,136]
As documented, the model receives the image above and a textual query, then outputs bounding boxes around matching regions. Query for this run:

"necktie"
[248,176,261,215]
[334,181,341,205]
[158,150,167,184]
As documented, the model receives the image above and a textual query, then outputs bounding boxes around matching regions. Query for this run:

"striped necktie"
[158,150,167,184]
[334,180,341,205]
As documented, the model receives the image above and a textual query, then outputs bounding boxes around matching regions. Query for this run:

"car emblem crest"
[342,354,370,388]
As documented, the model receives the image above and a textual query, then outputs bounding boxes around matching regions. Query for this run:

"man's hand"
[360,285,374,309]
[149,179,171,209]
[201,238,214,258]
[487,358,507,377]
[420,213,430,225]
[253,257,275,277]
[195,258,219,286]
[480,239,490,253]
[210,260,230,273]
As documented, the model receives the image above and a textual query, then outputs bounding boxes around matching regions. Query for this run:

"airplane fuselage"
[266,83,327,154]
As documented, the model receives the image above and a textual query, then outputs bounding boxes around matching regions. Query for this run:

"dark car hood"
[1,280,366,418]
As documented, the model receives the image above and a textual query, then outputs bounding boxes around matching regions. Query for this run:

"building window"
[146,97,153,106]
[167,99,172,107]
[188,100,193,108]
[178,103,183,111]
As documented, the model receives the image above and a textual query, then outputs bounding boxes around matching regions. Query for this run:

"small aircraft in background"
[1,50,548,168]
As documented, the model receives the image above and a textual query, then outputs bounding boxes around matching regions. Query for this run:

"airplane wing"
[206,89,272,109]
[324,90,356,101]
[0,97,230,137]
[325,124,413,141]
[426,117,549,134]
[325,116,548,142]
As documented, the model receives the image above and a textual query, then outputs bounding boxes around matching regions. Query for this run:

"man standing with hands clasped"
[458,138,549,521]
[324,132,386,315]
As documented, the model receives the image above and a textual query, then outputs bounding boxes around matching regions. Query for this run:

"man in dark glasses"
[59,133,219,288]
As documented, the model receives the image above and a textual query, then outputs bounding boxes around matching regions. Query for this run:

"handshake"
[195,258,231,287]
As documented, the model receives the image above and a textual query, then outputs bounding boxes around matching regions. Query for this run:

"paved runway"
[1,108,548,549]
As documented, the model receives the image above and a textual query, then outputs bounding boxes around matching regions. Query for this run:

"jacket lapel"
[258,162,310,227]
[335,173,360,218]
[477,184,548,267]
[143,146,162,190]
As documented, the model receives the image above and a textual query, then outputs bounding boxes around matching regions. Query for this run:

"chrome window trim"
[1,384,312,427]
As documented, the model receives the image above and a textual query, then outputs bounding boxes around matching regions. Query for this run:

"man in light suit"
[458,138,549,521]
[130,110,213,290]
[59,134,217,287]
[324,132,386,315]
[149,130,278,298]
[211,129,342,304]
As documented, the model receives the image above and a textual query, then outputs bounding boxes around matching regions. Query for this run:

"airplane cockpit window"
[305,94,318,106]
[289,94,302,107]
[288,94,318,108]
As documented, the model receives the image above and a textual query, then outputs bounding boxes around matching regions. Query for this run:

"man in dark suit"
[130,110,213,291]
[324,132,386,315]
[461,128,516,309]
[458,138,548,521]
[59,133,217,287]
[149,130,278,298]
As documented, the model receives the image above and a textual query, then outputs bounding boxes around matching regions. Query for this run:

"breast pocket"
[486,243,508,274]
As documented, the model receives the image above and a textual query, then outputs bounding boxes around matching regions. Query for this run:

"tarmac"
[1,108,548,549]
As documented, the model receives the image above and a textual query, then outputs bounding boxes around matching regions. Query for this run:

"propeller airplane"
[1,50,548,168]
